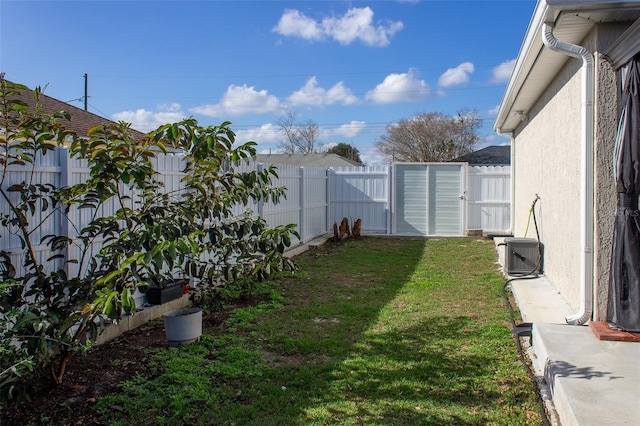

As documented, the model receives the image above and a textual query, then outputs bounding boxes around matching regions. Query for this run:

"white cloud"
[438,62,474,87]
[287,77,358,107]
[492,59,516,83]
[333,121,366,138]
[487,104,500,117]
[482,134,499,146]
[365,69,431,104]
[315,142,336,153]
[235,123,282,146]
[272,9,324,41]
[323,7,404,47]
[112,103,186,132]
[360,144,389,166]
[273,7,403,47]
[190,85,282,117]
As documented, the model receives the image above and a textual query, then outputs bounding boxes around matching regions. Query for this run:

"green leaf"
[167,243,176,261]
[46,254,65,262]
[102,269,122,285]
[121,288,134,314]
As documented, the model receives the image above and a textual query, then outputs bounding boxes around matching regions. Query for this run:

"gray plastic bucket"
[163,307,202,346]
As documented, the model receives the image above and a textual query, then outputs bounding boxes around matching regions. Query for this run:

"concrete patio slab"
[510,276,572,325]
[530,322,640,426]
[499,245,640,425]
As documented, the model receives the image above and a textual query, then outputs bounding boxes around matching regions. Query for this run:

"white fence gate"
[392,163,466,236]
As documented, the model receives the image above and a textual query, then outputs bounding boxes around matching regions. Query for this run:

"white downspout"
[496,129,515,235]
[542,22,594,325]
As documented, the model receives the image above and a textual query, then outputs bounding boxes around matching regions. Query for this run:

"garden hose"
[502,194,550,425]
[523,194,540,238]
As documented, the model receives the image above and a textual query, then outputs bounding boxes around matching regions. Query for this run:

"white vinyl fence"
[466,165,511,234]
[328,166,390,234]
[1,148,510,278]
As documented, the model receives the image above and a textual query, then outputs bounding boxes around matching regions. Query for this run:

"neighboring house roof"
[4,80,146,139]
[255,153,362,168]
[494,0,640,133]
[452,146,510,165]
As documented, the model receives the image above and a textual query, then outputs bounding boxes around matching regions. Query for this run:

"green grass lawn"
[98,237,542,425]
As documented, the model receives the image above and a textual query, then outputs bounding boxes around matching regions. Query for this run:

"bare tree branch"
[375,110,481,162]
[277,111,319,154]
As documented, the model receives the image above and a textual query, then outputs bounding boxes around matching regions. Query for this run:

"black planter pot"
[145,279,188,305]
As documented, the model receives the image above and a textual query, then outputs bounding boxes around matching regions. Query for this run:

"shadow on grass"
[283,315,519,425]
[218,238,535,425]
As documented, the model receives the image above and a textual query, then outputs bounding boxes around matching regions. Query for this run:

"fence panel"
[260,163,302,245]
[1,149,66,276]
[301,167,328,242]
[466,165,511,234]
[329,166,390,234]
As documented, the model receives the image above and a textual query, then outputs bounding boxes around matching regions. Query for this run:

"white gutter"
[542,22,595,325]
[496,129,515,235]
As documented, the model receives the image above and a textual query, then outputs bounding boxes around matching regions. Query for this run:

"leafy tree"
[327,143,363,165]
[375,110,481,162]
[277,110,319,154]
[0,78,298,403]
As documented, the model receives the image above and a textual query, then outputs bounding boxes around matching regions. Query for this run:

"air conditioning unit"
[505,237,543,276]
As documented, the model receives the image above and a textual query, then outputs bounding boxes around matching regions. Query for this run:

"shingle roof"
[3,80,146,140]
[452,145,510,165]
[255,153,362,168]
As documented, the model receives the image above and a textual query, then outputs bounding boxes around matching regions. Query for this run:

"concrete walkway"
[496,241,640,426]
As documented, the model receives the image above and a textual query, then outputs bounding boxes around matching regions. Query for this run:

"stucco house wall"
[513,57,583,309]
[512,24,630,315]
[592,23,629,320]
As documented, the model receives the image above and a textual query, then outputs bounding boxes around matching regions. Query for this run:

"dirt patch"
[2,320,167,426]
[2,307,236,426]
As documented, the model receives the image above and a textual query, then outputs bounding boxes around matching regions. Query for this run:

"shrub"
[0,77,297,405]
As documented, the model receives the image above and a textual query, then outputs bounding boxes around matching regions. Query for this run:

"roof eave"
[494,1,552,133]
[494,0,640,133]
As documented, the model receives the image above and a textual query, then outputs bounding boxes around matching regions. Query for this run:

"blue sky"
[1,0,536,165]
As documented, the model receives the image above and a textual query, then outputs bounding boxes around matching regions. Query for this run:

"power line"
[88,83,507,101]
[122,116,498,134]
[88,64,512,81]
[87,102,111,120]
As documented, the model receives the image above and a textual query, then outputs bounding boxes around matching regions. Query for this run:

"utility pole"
[84,73,88,111]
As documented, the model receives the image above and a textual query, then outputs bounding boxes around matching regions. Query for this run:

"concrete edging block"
[95,294,191,346]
